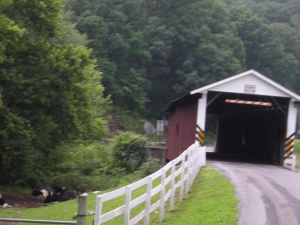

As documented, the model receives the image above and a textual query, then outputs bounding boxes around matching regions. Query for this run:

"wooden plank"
[175,180,181,189]
[144,176,152,225]
[164,189,171,202]
[130,177,148,190]
[165,175,171,185]
[151,169,162,180]
[173,154,183,165]
[77,194,88,225]
[162,162,172,171]
[100,206,125,223]
[94,196,103,225]
[180,153,185,201]
[170,161,175,212]
[160,169,166,222]
[130,194,146,209]
[175,167,182,176]
[151,184,161,196]
[0,218,75,224]
[183,173,187,181]
[124,186,131,225]
[185,151,190,195]
[100,186,126,202]
[129,210,145,225]
[150,200,160,213]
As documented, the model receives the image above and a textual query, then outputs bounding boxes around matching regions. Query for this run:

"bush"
[49,173,120,192]
[135,157,161,178]
[13,141,121,191]
[113,132,149,172]
[8,170,48,188]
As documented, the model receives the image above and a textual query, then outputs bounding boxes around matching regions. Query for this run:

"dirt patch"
[1,191,44,208]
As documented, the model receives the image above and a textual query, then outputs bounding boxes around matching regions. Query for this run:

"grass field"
[294,139,300,167]
[0,166,238,225]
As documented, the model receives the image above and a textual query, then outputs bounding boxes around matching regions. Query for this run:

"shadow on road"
[206,152,274,165]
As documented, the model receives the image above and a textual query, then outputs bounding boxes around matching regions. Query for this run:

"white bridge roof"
[190,70,300,101]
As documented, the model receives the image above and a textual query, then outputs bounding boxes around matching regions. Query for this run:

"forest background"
[1,0,300,191]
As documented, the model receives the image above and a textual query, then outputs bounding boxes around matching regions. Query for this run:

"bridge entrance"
[165,70,299,166]
[206,91,289,165]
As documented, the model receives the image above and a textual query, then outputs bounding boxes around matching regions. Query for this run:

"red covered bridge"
[164,70,300,166]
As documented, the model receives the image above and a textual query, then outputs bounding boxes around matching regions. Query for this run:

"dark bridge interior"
[206,91,290,165]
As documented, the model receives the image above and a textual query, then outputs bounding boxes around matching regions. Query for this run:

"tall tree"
[143,0,245,115]
[228,6,299,89]
[66,0,151,114]
[66,0,246,117]
[0,0,109,184]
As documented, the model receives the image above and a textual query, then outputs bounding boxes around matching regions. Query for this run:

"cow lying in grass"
[32,186,77,204]
[0,194,7,208]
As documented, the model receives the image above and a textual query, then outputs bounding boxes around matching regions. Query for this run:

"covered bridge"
[164,70,300,165]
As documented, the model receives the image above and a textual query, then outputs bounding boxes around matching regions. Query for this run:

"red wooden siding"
[166,101,198,160]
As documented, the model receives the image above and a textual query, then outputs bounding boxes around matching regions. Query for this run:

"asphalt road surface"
[208,160,300,225]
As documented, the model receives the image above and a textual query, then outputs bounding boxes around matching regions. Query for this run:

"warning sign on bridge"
[244,84,256,94]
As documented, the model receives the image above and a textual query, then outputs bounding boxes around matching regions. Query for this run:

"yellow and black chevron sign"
[196,125,204,147]
[284,132,295,160]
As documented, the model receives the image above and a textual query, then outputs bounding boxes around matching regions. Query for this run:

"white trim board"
[190,70,300,101]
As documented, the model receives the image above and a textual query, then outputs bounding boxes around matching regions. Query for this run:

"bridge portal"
[165,70,299,165]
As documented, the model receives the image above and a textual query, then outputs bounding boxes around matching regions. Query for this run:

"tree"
[143,0,245,116]
[66,0,151,114]
[228,6,299,89]
[0,0,109,185]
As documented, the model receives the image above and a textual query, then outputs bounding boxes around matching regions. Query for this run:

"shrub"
[136,157,161,178]
[49,173,120,192]
[113,132,149,172]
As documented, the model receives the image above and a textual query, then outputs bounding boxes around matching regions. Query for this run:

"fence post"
[185,149,190,195]
[160,169,166,223]
[144,176,152,225]
[94,195,103,225]
[76,193,88,225]
[124,185,131,225]
[203,146,206,166]
[189,147,194,187]
[170,161,175,212]
[180,152,186,202]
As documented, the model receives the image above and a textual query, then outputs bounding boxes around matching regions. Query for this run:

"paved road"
[208,160,300,225]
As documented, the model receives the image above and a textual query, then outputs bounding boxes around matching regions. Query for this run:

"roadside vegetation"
[2,0,300,192]
[294,139,300,168]
[1,0,299,223]
[0,166,238,225]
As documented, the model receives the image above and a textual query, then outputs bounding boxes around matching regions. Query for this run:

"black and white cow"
[0,193,7,208]
[32,186,76,204]
[52,189,77,202]
[32,186,60,204]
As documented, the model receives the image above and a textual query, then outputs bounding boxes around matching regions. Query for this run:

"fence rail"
[0,194,88,225]
[0,218,76,224]
[0,144,206,225]
[94,143,206,225]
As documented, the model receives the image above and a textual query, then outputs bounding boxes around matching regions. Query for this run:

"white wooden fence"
[0,194,88,225]
[94,143,206,225]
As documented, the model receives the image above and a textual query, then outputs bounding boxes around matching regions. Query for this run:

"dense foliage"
[65,0,300,118]
[66,0,300,118]
[65,0,246,117]
[224,0,300,90]
[2,0,300,189]
[0,0,110,185]
[113,132,149,172]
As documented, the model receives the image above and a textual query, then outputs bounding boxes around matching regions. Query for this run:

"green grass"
[294,139,300,167]
[159,166,238,225]
[0,166,238,225]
